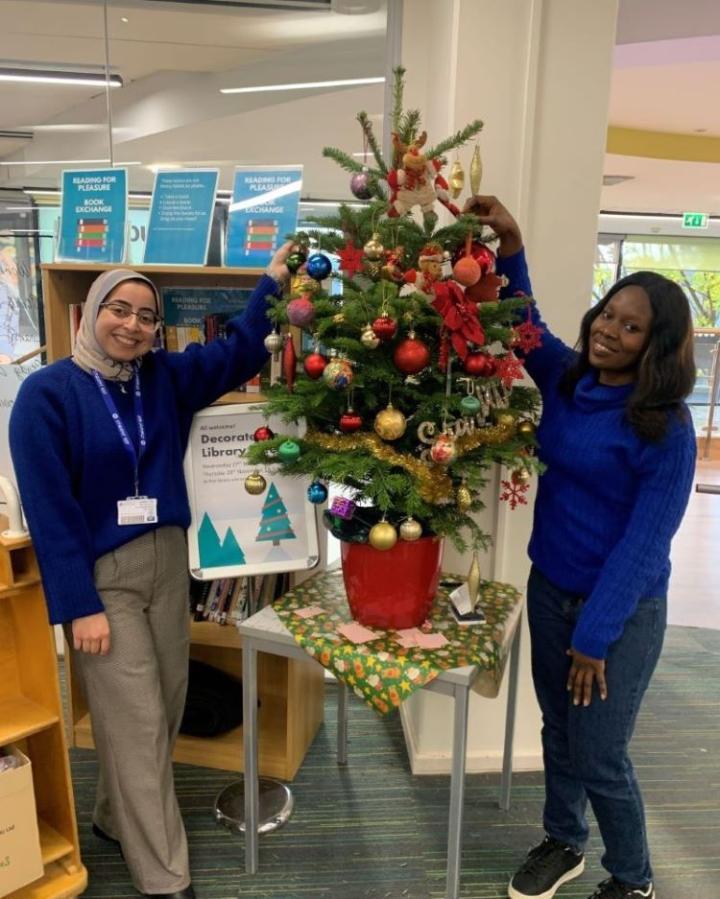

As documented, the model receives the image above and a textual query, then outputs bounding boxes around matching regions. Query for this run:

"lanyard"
[92,366,146,496]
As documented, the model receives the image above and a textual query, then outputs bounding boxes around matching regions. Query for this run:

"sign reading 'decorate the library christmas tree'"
[57,168,128,262]
[225,165,303,269]
[183,403,319,580]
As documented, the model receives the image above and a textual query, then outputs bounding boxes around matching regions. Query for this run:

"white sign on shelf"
[183,403,319,580]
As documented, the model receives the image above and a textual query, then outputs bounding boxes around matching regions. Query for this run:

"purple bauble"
[287,296,316,328]
[350,170,372,200]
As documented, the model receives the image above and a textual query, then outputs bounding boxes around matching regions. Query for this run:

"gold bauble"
[363,232,385,261]
[456,484,472,513]
[333,313,346,324]
[449,158,465,199]
[363,259,383,279]
[511,467,531,484]
[369,520,398,551]
[244,471,267,495]
[360,324,381,349]
[469,143,483,195]
[494,411,515,429]
[373,404,407,441]
[517,420,536,438]
[399,517,422,542]
[290,272,320,296]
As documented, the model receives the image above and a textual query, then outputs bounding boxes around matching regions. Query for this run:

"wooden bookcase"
[41,261,325,781]
[0,525,87,898]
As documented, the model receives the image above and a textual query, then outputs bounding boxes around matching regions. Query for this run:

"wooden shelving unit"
[0,526,87,898]
[42,262,325,781]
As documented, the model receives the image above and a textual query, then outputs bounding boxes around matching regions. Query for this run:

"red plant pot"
[340,536,443,629]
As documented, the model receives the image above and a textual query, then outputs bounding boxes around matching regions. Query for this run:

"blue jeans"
[527,565,666,886]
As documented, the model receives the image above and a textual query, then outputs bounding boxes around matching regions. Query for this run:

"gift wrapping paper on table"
[273,568,523,714]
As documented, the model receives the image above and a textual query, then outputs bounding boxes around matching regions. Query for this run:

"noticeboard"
[183,403,319,580]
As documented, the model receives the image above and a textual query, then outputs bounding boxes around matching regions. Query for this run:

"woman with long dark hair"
[464,197,696,899]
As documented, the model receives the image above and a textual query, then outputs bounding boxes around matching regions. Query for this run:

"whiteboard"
[183,403,319,580]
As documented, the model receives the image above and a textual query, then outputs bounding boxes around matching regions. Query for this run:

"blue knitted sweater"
[496,250,696,658]
[10,275,277,625]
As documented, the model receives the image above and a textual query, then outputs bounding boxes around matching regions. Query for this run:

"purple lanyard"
[92,366,146,496]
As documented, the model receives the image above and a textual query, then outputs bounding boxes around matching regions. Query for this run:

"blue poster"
[144,169,219,265]
[57,168,127,262]
[226,165,303,269]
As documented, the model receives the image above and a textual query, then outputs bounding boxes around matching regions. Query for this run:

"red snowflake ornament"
[495,352,526,388]
[512,305,543,355]
[500,478,530,510]
[337,241,364,276]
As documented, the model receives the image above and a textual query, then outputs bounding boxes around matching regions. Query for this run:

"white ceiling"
[0,0,718,215]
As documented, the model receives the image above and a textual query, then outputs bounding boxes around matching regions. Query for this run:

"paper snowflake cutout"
[499,478,530,510]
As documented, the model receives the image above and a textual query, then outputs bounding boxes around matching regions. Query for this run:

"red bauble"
[303,352,328,380]
[393,337,430,374]
[464,351,493,377]
[371,315,398,341]
[484,354,497,376]
[287,296,316,328]
[452,241,496,276]
[339,410,363,433]
[253,426,275,442]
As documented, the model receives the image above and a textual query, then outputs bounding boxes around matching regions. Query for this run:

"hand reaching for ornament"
[462,195,523,258]
[265,240,297,288]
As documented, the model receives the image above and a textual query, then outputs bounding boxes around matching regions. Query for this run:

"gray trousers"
[68,527,192,894]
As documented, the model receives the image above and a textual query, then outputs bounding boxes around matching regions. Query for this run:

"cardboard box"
[0,746,44,897]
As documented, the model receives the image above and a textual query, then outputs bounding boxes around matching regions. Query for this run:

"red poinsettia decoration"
[431,280,485,368]
[337,240,364,276]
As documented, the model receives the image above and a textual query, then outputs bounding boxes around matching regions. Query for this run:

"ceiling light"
[0,68,122,88]
[220,76,384,95]
[120,16,129,23]
[0,158,112,166]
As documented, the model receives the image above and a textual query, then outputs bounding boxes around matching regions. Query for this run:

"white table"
[237,597,523,899]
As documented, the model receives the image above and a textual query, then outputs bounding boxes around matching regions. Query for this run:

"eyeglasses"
[99,301,162,330]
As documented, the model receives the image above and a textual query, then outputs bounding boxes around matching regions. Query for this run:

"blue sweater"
[10,275,277,625]
[496,250,696,658]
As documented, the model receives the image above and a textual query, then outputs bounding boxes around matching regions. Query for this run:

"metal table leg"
[337,678,349,765]
[445,682,470,899]
[243,639,259,873]
[500,615,522,811]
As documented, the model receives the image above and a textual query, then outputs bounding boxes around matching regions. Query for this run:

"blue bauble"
[307,481,328,504]
[306,252,332,281]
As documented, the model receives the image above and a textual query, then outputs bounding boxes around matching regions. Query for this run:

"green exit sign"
[682,212,709,230]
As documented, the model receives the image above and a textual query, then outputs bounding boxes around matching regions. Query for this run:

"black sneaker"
[588,878,655,899]
[508,835,585,899]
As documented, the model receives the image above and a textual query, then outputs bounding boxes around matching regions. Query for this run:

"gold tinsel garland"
[304,419,516,505]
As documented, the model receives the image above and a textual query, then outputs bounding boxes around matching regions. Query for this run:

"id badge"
[117,496,158,526]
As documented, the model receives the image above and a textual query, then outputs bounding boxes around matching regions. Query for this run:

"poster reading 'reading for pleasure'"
[183,403,319,580]
[57,168,128,263]
[225,165,302,269]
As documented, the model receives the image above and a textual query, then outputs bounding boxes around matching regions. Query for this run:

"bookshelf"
[41,262,326,780]
[0,524,87,898]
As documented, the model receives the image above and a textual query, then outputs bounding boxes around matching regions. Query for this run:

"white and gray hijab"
[71,269,160,382]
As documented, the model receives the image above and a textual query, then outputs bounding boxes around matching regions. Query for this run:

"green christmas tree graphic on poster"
[198,512,246,567]
[256,483,296,546]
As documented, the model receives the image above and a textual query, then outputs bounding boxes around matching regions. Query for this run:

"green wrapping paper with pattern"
[273,568,523,715]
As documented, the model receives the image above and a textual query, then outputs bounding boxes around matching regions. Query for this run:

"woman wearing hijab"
[9,246,292,899]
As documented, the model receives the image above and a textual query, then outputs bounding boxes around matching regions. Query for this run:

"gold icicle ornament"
[469,143,483,196]
[449,157,465,199]
[456,482,472,513]
[467,552,481,608]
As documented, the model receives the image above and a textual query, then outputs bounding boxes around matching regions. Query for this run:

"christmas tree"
[248,67,542,556]
[256,482,296,546]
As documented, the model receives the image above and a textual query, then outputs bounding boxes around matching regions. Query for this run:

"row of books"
[189,572,290,625]
[190,577,248,625]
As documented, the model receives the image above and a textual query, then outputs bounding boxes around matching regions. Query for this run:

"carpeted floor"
[68,625,720,899]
